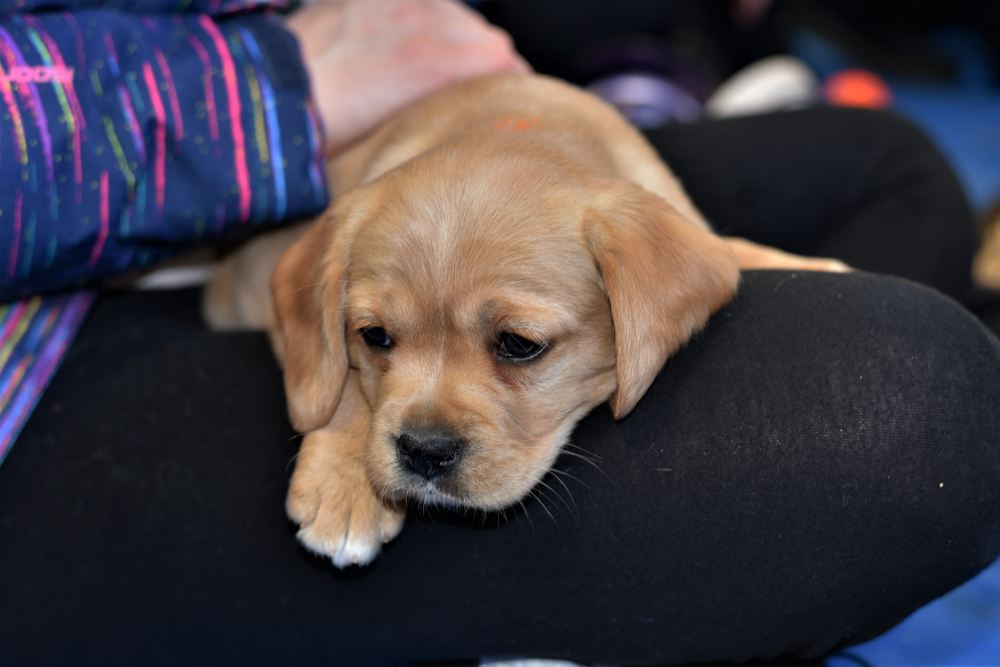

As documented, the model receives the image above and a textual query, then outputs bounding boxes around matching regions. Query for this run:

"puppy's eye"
[496,332,546,363]
[360,326,393,350]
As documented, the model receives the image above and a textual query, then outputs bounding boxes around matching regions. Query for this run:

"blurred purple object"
[576,35,711,127]
[587,73,703,126]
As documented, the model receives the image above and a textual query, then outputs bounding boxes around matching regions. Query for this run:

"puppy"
[205,73,847,567]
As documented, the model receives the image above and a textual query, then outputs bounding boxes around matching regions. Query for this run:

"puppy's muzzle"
[395,430,466,480]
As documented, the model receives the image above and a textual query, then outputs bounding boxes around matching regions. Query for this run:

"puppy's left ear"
[584,182,739,420]
[270,192,363,433]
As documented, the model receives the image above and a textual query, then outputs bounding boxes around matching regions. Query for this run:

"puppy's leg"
[286,370,405,568]
[724,237,851,273]
[202,224,311,331]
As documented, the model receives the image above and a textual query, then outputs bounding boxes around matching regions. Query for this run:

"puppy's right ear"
[270,196,358,432]
[584,182,739,420]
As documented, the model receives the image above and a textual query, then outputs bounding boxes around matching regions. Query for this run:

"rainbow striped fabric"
[0,1,331,461]
[0,291,93,464]
[0,4,328,301]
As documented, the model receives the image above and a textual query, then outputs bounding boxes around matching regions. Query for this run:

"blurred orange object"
[824,69,892,109]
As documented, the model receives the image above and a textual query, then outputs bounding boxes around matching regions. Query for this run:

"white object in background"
[705,56,819,118]
[129,264,216,290]
[103,247,218,290]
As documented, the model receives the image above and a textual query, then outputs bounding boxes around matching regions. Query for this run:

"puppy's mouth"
[411,480,465,509]
[373,428,567,511]
[390,461,537,512]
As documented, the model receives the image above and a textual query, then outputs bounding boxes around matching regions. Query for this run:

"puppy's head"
[272,151,738,509]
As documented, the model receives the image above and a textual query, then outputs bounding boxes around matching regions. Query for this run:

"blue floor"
[830,559,1000,665]
[891,85,1000,212]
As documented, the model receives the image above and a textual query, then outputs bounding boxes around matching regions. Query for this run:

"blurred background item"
[705,55,820,117]
[479,0,1000,212]
[975,202,1000,290]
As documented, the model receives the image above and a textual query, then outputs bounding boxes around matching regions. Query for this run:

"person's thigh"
[647,108,978,301]
[1,273,999,666]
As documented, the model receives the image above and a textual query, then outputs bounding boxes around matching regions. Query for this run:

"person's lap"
[2,271,998,666]
[2,108,999,665]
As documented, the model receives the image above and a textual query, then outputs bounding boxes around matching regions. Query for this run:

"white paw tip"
[295,527,342,559]
[333,537,380,568]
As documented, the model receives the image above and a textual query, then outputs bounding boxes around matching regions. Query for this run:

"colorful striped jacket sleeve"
[0,3,329,299]
[7,1,294,14]
[0,1,330,461]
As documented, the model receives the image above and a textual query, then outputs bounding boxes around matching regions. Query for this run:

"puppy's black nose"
[395,432,465,480]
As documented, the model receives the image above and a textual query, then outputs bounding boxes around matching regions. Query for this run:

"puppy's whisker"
[566,442,604,459]
[375,483,393,511]
[517,498,536,533]
[550,466,591,491]
[536,478,574,516]
[565,442,604,461]
[559,449,606,474]
[284,451,300,474]
[528,488,557,525]
[546,470,580,510]
[561,442,614,483]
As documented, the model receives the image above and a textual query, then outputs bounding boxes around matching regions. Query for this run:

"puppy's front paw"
[287,433,405,568]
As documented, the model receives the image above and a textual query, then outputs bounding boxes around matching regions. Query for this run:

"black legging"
[652,106,978,302]
[1,108,998,667]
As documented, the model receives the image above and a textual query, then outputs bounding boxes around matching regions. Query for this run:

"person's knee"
[814,106,946,163]
[740,270,1000,571]
[858,271,1000,549]
[710,270,1000,515]
[820,107,970,216]
[804,108,977,299]
[814,271,1000,648]
[650,270,1000,656]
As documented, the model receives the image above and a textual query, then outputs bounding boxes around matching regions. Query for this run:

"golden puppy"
[205,73,846,567]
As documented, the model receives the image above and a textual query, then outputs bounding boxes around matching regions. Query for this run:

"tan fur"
[201,223,310,332]
[973,202,1000,290]
[205,73,848,566]
[286,372,405,567]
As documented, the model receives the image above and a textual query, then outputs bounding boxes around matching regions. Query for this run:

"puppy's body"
[329,75,705,225]
[206,74,845,567]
